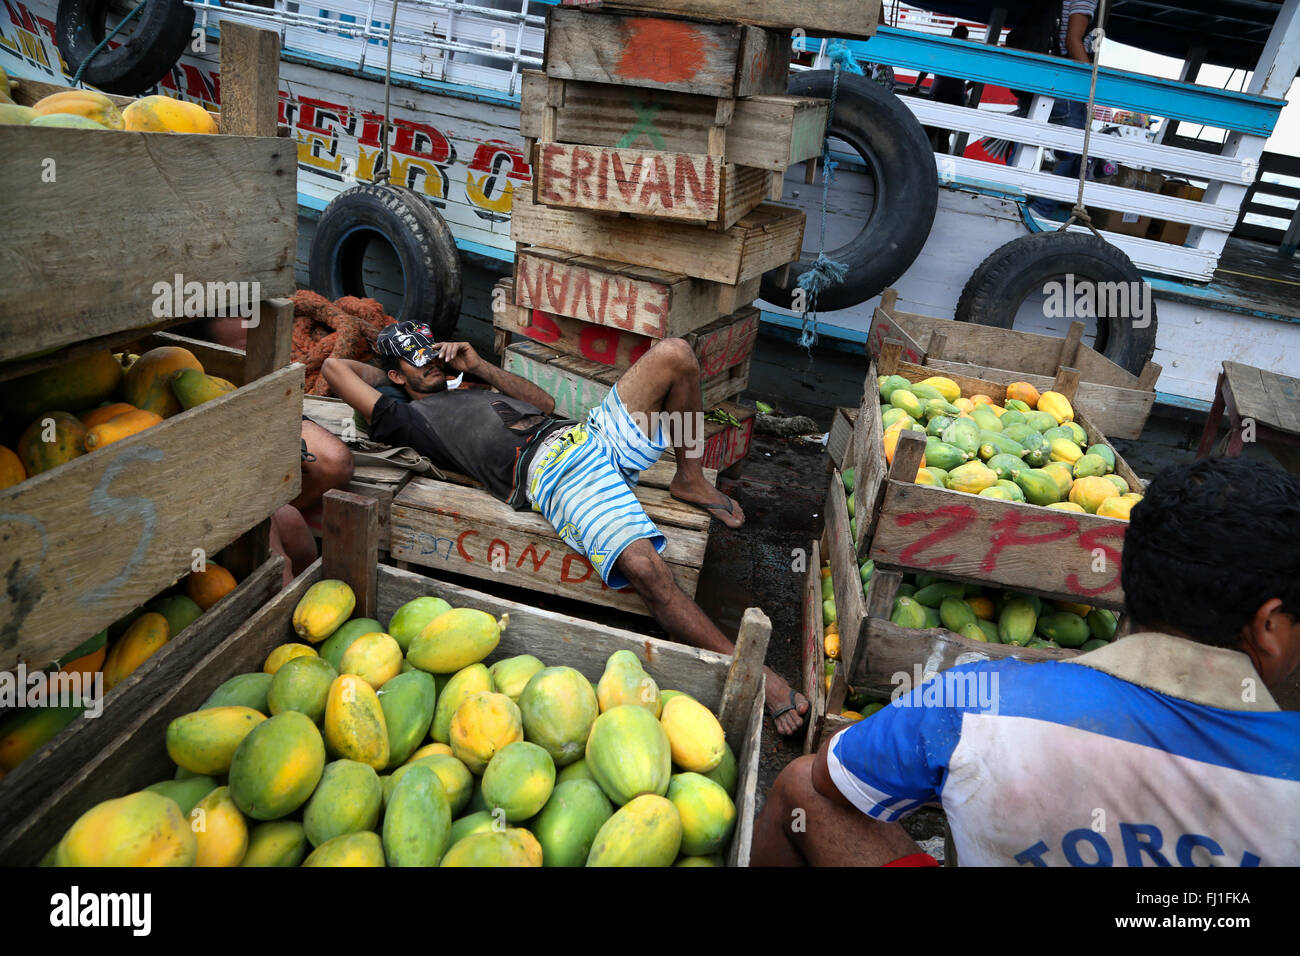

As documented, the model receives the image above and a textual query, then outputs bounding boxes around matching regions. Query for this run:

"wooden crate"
[545,6,791,99]
[826,406,857,472]
[0,492,768,866]
[503,339,749,422]
[520,71,828,172]
[389,458,714,618]
[0,130,295,365]
[596,0,879,38]
[850,350,1140,611]
[0,554,286,858]
[494,279,758,375]
[868,297,1161,440]
[511,249,759,339]
[798,536,827,756]
[511,192,804,286]
[0,359,303,670]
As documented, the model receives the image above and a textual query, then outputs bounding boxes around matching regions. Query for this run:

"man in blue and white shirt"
[753,457,1300,866]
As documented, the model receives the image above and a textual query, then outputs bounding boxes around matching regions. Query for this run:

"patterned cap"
[376,321,439,368]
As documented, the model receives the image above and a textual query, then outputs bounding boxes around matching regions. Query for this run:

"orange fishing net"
[291,291,397,395]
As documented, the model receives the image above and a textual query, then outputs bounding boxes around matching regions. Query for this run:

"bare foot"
[765,672,810,737]
[669,476,746,529]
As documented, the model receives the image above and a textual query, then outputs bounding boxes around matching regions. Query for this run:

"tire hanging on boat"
[309,184,463,338]
[760,70,938,314]
[56,0,194,95]
[954,232,1158,376]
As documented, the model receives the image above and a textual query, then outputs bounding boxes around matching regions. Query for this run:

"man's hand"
[435,342,483,375]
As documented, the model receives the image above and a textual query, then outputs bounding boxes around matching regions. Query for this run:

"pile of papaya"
[875,374,1144,520]
[0,564,239,778]
[41,582,741,867]
[0,69,217,134]
[0,346,236,491]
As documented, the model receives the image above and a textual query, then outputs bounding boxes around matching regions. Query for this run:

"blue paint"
[1146,277,1300,325]
[80,447,165,607]
[1155,391,1213,413]
[800,28,1283,137]
[759,310,870,355]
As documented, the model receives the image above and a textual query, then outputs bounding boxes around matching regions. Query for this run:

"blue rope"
[71,0,150,86]
[796,55,853,350]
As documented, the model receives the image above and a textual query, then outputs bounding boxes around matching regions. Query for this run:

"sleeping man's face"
[389,356,448,399]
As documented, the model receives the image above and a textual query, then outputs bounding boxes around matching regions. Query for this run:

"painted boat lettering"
[537,142,718,219]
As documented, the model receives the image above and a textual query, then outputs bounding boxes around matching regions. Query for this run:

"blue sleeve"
[826,663,991,821]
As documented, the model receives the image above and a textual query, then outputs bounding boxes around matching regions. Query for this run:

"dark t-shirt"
[368,389,574,509]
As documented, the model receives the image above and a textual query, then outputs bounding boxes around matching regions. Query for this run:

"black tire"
[57,0,194,95]
[761,70,937,314]
[954,232,1157,375]
[309,184,463,337]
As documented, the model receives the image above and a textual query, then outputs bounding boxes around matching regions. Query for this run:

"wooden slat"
[851,380,887,557]
[143,332,249,386]
[545,8,790,99]
[799,538,826,756]
[0,366,304,669]
[1224,361,1300,436]
[322,491,379,618]
[600,0,878,36]
[826,407,855,472]
[823,471,865,716]
[717,607,769,744]
[519,72,828,172]
[0,128,295,363]
[0,555,287,866]
[218,21,281,137]
[511,192,804,285]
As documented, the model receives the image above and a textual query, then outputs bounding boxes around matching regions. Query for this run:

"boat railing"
[798,26,1289,282]
[1234,150,1300,253]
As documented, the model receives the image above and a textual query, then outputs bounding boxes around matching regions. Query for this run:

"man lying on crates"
[322,321,810,736]
[751,456,1300,866]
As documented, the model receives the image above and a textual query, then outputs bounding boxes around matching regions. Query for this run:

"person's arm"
[438,342,556,416]
[321,357,385,423]
[1065,11,1091,63]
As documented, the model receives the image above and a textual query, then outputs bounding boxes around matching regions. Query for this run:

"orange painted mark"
[616,19,715,84]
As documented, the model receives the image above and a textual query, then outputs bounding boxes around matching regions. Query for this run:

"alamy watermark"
[151,273,261,325]
[0,664,103,718]
[1043,274,1152,329]
[891,664,999,713]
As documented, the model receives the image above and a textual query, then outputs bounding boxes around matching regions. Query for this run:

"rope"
[1057,0,1109,238]
[70,0,150,86]
[373,0,401,183]
[795,43,857,349]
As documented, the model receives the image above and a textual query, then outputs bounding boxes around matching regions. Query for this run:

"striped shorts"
[527,385,668,589]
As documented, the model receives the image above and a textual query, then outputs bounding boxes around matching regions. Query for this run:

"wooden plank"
[823,471,866,716]
[495,280,758,373]
[1225,361,1300,436]
[867,307,928,367]
[144,332,249,386]
[717,607,770,744]
[0,128,296,363]
[389,479,705,617]
[699,404,754,471]
[511,192,804,286]
[218,21,281,137]
[322,491,379,618]
[532,143,770,228]
[826,407,855,471]
[545,8,790,99]
[244,299,295,382]
[513,247,744,337]
[851,382,887,558]
[0,555,287,866]
[600,0,878,37]
[800,537,826,755]
[0,366,304,670]
[849,617,1076,697]
[520,72,828,171]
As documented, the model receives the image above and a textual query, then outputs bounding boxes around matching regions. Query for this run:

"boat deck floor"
[1154,236,1300,321]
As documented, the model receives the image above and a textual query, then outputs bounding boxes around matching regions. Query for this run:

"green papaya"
[1001,423,1039,447]
[939,597,977,632]
[926,415,954,438]
[318,618,383,672]
[1079,638,1108,652]
[907,382,944,402]
[941,419,981,456]
[1072,454,1109,479]
[881,406,913,431]
[1037,612,1091,648]
[878,375,911,401]
[979,486,1015,500]
[1024,411,1058,433]
[970,405,1002,432]
[980,432,1027,459]
[146,595,203,639]
[998,599,1038,646]
[1014,468,1063,506]
[998,409,1027,428]
[1087,608,1118,642]
[923,438,969,472]
[889,389,923,420]
[1004,399,1032,414]
[1086,444,1116,472]
[201,672,273,714]
[921,605,941,629]
[975,619,1000,643]
[959,622,988,643]
[986,454,1025,481]
[912,581,965,608]
[890,597,928,629]
[994,479,1026,502]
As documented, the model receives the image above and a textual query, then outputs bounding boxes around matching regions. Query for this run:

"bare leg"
[613,338,744,529]
[205,317,249,350]
[617,539,809,736]
[751,756,923,866]
[271,504,317,584]
[295,420,355,513]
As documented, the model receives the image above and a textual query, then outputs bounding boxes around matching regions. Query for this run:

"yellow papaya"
[430,663,492,743]
[103,612,170,690]
[1006,381,1040,408]
[659,695,726,773]
[78,402,137,429]
[228,711,326,820]
[946,461,997,494]
[122,94,218,134]
[170,368,237,410]
[17,411,86,476]
[0,444,26,490]
[918,376,961,403]
[84,408,162,450]
[190,786,249,867]
[0,103,36,125]
[241,820,308,867]
[1049,438,1084,465]
[293,579,357,643]
[1096,496,1137,520]
[595,649,660,716]
[406,608,505,673]
[263,643,317,675]
[1045,501,1086,513]
[449,691,523,774]
[405,742,454,763]
[0,350,122,424]
[1069,476,1121,514]
[1037,391,1075,424]
[57,791,196,867]
[667,772,735,856]
[187,562,237,610]
[440,828,542,867]
[122,346,204,418]
[166,705,267,775]
[302,830,386,866]
[323,674,390,770]
[587,793,682,867]
[1042,461,1075,498]
[31,89,123,128]
[339,632,402,689]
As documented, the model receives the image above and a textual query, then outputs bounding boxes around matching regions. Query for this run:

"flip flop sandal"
[670,492,738,519]
[301,438,317,464]
[767,690,806,734]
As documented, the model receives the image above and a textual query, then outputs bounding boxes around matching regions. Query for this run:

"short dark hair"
[378,354,403,375]
[1121,457,1300,648]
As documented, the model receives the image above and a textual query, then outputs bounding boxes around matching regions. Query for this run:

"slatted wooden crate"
[494,279,758,376]
[0,493,767,866]
[519,71,828,172]
[849,348,1140,611]
[826,406,857,472]
[595,0,879,37]
[389,458,715,617]
[502,339,749,423]
[798,537,827,757]
[868,295,1161,440]
[545,6,792,99]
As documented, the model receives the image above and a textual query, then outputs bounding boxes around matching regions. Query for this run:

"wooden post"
[878,340,902,377]
[245,298,294,382]
[890,430,928,484]
[1136,362,1162,391]
[928,331,947,361]
[218,21,281,138]
[1052,366,1081,401]
[718,607,770,744]
[322,490,380,618]
[1059,321,1084,368]
[879,287,899,316]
